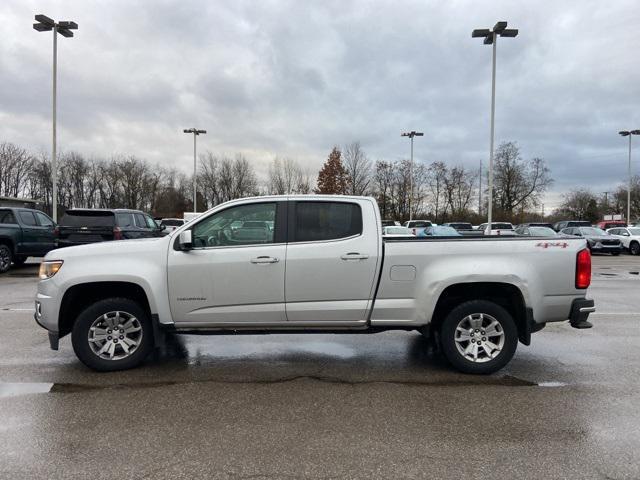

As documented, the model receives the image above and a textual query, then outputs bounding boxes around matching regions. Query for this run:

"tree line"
[1,139,553,223]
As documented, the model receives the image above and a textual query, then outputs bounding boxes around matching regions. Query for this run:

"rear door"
[15,210,40,254]
[284,199,380,324]
[34,211,56,254]
[58,211,116,245]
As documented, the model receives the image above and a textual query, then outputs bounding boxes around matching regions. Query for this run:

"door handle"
[340,252,369,260]
[250,256,279,264]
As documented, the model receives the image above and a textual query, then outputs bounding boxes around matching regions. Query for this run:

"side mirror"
[179,230,193,250]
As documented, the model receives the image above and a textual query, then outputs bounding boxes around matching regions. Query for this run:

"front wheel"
[71,297,154,371]
[630,242,640,256]
[440,300,518,374]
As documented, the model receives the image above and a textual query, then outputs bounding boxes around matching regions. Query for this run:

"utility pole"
[619,130,640,225]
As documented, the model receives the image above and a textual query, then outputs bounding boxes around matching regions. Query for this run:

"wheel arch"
[58,281,155,339]
[429,282,530,345]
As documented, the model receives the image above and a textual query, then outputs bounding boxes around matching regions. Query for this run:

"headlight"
[39,260,63,280]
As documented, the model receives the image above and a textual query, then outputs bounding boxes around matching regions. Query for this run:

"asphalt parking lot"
[1,256,640,479]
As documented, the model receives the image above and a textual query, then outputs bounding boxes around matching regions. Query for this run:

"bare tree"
[343,142,371,195]
[492,141,553,215]
[268,157,309,195]
[0,142,34,197]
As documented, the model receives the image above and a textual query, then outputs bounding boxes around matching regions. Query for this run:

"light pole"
[472,22,518,233]
[619,130,640,225]
[401,131,423,221]
[33,15,78,222]
[183,128,206,213]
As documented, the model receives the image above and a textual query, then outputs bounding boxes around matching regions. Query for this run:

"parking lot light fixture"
[183,128,207,213]
[33,14,78,222]
[619,130,640,225]
[472,21,518,234]
[401,131,424,221]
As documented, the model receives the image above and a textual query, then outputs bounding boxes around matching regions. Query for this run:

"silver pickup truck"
[34,195,595,374]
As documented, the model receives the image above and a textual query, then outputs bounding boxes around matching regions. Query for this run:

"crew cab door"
[284,199,380,323]
[167,201,287,325]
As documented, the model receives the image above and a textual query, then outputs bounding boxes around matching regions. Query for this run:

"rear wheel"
[630,242,640,255]
[0,245,12,273]
[71,297,154,371]
[440,300,518,374]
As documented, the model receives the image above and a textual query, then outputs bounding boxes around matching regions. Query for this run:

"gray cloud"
[1,0,639,208]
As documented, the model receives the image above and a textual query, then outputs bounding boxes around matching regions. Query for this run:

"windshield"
[580,227,607,236]
[529,227,557,236]
[448,223,472,229]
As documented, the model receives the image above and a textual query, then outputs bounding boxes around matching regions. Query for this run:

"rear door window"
[0,210,17,224]
[292,202,362,242]
[116,213,134,228]
[18,211,38,226]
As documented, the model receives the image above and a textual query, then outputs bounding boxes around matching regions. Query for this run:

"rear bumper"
[569,298,595,327]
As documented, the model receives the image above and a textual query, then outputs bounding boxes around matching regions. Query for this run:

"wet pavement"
[1,256,640,479]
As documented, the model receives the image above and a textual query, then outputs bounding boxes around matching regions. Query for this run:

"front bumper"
[569,298,595,328]
[589,243,622,253]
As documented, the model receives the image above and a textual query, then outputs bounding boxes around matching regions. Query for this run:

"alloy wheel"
[87,311,143,360]
[454,313,505,363]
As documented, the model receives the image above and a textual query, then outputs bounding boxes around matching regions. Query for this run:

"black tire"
[0,244,12,273]
[440,300,518,375]
[630,242,640,256]
[12,255,27,266]
[71,297,154,372]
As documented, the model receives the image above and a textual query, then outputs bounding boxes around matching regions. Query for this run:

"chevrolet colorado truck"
[34,195,595,374]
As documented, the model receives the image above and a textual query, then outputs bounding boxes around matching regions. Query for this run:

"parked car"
[553,220,592,232]
[560,226,622,255]
[607,226,640,255]
[0,207,56,273]
[477,222,516,235]
[419,225,461,237]
[442,222,484,237]
[35,195,595,374]
[160,218,185,234]
[403,219,433,235]
[381,219,401,228]
[382,226,414,237]
[56,209,163,248]
[514,226,559,237]
[515,222,554,229]
[597,220,627,230]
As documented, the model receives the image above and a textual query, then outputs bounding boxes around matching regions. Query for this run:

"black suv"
[56,209,164,247]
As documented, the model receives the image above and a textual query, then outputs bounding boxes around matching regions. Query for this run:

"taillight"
[113,226,123,240]
[53,226,59,238]
[576,248,591,289]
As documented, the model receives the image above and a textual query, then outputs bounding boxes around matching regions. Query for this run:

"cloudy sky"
[1,0,639,208]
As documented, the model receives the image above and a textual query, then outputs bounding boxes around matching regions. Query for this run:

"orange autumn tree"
[315,147,348,194]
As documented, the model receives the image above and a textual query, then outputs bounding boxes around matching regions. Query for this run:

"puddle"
[0,383,53,398]
[537,381,568,387]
